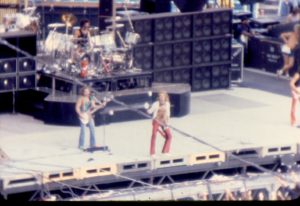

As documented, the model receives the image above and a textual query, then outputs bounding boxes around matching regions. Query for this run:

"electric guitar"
[79,96,112,125]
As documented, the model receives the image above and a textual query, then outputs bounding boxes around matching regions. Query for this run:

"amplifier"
[231,42,244,83]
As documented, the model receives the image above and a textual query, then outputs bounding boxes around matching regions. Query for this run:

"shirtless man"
[277,24,300,78]
[147,91,172,156]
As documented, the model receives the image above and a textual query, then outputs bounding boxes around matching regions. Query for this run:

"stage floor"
[0,68,300,186]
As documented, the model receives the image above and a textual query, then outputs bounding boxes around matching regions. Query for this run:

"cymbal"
[106,23,124,30]
[48,23,65,29]
[23,7,36,12]
[104,16,122,23]
[61,13,77,27]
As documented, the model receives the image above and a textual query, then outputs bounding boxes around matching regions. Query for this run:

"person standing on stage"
[277,24,300,78]
[75,86,107,150]
[278,0,293,17]
[290,70,300,126]
[147,91,172,156]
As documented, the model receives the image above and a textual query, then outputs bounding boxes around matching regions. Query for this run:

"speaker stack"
[99,0,114,31]
[0,31,37,93]
[121,9,232,92]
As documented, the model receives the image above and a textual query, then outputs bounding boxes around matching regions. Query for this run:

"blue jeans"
[78,119,96,149]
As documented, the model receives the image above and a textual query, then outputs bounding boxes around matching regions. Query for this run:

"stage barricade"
[152,154,190,169]
[261,144,297,157]
[117,160,152,174]
[42,168,81,184]
[225,146,263,160]
[78,163,118,179]
[0,173,39,192]
[188,151,226,166]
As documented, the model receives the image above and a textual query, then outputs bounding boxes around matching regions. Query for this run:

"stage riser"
[1,152,299,198]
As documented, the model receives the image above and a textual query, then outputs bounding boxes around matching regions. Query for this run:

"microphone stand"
[121,0,138,71]
[12,84,16,115]
[89,94,111,153]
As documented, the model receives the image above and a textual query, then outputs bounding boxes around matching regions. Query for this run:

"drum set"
[2,7,40,33]
[43,13,141,79]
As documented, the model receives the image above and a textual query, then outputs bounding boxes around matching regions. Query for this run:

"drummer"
[73,19,93,53]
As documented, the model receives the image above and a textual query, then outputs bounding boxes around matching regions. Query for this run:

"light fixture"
[144,102,150,109]
[3,79,8,86]
[23,61,28,68]
[4,63,9,70]
[108,110,114,116]
[23,77,28,84]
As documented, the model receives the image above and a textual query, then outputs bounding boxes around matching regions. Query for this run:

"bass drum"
[45,30,59,53]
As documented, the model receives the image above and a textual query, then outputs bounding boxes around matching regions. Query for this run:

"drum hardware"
[104,16,122,23]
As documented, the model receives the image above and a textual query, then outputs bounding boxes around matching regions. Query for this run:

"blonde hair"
[79,86,90,96]
[157,91,170,102]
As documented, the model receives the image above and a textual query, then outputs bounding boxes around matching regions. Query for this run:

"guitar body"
[78,96,113,125]
[79,112,92,125]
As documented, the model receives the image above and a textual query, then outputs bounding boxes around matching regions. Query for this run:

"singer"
[75,86,107,151]
[147,91,172,156]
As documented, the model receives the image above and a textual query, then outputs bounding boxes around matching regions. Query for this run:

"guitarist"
[75,86,107,150]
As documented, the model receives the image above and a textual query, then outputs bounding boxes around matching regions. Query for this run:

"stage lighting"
[144,102,150,109]
[109,110,114,116]
[23,61,28,68]
[0,60,16,73]
[19,58,35,72]
[4,63,8,70]
[3,79,8,86]
[148,91,152,97]
[23,77,28,84]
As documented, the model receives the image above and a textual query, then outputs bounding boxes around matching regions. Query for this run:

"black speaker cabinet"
[99,0,114,31]
[0,31,37,58]
[140,0,171,13]
[0,76,16,92]
[0,59,17,74]
[18,74,36,90]
[173,0,208,12]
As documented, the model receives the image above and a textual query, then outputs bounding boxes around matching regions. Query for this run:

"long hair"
[80,18,90,29]
[157,91,170,103]
[294,24,300,40]
[79,86,91,96]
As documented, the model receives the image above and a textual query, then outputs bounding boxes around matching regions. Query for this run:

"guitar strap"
[81,97,92,113]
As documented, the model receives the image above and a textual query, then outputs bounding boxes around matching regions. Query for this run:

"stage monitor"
[173,0,208,12]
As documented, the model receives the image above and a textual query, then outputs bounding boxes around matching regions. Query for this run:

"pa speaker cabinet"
[140,0,171,14]
[173,0,208,12]
[0,31,37,58]
[99,0,114,31]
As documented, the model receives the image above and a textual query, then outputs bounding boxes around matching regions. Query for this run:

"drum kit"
[2,7,40,33]
[43,13,141,78]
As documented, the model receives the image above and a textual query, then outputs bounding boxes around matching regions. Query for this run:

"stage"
[0,69,300,200]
